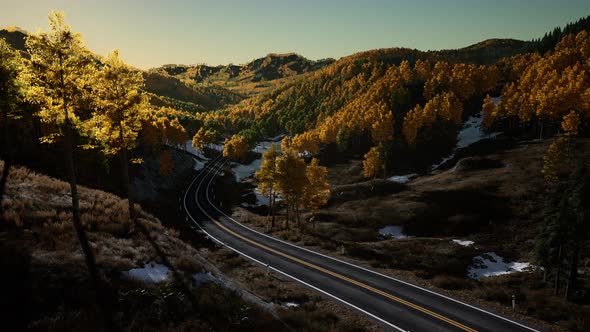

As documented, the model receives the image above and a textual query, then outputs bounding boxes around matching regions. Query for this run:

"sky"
[1,0,589,69]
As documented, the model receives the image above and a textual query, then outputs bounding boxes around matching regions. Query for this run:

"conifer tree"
[25,11,113,330]
[303,158,330,230]
[89,49,149,219]
[0,39,26,217]
[363,144,385,179]
[255,143,280,229]
[276,141,307,229]
[223,134,248,161]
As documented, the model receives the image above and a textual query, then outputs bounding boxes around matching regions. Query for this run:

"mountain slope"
[0,28,244,113]
[151,53,335,96]
[0,161,283,331]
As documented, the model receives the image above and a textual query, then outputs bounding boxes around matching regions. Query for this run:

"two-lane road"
[183,156,541,332]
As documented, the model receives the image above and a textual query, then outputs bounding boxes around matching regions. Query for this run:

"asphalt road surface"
[183,156,542,332]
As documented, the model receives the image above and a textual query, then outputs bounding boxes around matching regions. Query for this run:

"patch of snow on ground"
[232,159,262,182]
[431,109,500,170]
[452,239,474,246]
[468,252,531,279]
[193,158,205,171]
[378,225,411,239]
[184,141,210,160]
[387,174,417,184]
[123,262,171,283]
[283,302,300,308]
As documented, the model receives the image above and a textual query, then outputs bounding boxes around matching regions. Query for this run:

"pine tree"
[303,158,330,230]
[25,11,113,330]
[363,144,385,179]
[482,95,496,130]
[255,143,280,230]
[192,127,217,152]
[89,49,149,219]
[276,145,307,229]
[223,134,248,161]
[0,39,26,218]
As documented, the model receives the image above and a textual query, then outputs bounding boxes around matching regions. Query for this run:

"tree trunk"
[270,193,275,230]
[295,199,301,230]
[566,244,580,300]
[285,201,290,229]
[119,125,135,220]
[554,242,562,296]
[65,120,115,331]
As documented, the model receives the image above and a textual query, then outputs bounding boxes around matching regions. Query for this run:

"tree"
[89,49,149,219]
[303,158,330,230]
[363,144,385,179]
[535,160,590,298]
[255,143,280,230]
[192,127,217,152]
[276,143,307,229]
[0,39,26,218]
[223,134,248,161]
[25,10,113,330]
[482,95,496,130]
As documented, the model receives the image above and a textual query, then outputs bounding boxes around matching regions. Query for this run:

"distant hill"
[0,28,244,113]
[151,53,335,96]
[434,38,529,65]
[0,28,27,54]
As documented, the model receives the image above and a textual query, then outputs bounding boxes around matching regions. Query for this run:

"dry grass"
[0,160,204,273]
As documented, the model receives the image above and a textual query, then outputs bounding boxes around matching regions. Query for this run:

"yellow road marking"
[209,218,478,332]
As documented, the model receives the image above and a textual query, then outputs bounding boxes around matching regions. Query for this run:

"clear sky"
[1,0,589,69]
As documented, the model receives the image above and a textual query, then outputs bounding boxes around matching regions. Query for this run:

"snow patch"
[283,302,300,308]
[378,225,411,239]
[123,262,171,283]
[452,239,474,247]
[432,109,500,170]
[231,159,262,182]
[387,174,417,184]
[468,252,531,280]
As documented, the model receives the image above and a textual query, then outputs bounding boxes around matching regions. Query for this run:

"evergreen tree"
[303,158,330,230]
[276,141,307,229]
[25,11,113,330]
[255,143,280,230]
[89,49,150,219]
[0,39,26,218]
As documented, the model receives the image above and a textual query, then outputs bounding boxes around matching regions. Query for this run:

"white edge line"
[201,158,540,332]
[183,158,407,332]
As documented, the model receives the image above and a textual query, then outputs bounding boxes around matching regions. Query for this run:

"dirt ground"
[231,137,590,331]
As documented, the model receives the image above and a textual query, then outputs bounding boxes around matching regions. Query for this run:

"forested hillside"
[150,53,335,96]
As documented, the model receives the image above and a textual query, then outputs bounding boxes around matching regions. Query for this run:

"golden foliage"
[303,158,330,215]
[562,110,582,136]
[223,135,248,161]
[363,144,385,179]
[542,137,568,183]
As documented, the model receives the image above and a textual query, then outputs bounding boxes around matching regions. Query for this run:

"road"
[183,155,541,332]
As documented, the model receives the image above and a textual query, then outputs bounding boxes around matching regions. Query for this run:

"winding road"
[183,155,541,332]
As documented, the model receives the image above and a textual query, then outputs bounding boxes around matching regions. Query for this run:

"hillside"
[0,27,26,53]
[0,28,243,114]
[0,161,289,331]
[151,53,335,96]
